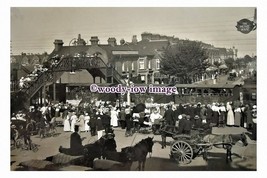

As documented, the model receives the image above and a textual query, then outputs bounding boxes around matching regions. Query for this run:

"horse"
[202,133,248,163]
[83,134,118,168]
[121,136,154,171]
[82,137,106,167]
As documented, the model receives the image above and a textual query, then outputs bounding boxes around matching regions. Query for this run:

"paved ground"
[10,126,256,171]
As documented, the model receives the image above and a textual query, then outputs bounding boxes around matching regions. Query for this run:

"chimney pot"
[90,36,99,45]
[54,39,64,51]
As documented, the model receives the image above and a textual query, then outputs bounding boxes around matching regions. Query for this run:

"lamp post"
[124,72,133,106]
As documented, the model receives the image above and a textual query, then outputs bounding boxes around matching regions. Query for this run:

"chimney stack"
[132,35,138,44]
[54,39,64,52]
[141,32,152,41]
[90,36,99,45]
[151,34,160,40]
[107,37,117,46]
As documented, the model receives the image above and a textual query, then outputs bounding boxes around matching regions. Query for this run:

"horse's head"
[240,133,248,146]
[230,133,248,146]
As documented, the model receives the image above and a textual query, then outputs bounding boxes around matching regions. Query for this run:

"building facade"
[11,32,239,104]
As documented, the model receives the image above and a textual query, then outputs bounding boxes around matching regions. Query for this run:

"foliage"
[11,91,28,114]
[213,61,222,68]
[224,58,235,70]
[160,40,210,84]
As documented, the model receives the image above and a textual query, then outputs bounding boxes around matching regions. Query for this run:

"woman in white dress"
[63,114,71,132]
[110,107,118,127]
[78,113,85,132]
[70,112,77,132]
[84,113,90,132]
[226,102,235,126]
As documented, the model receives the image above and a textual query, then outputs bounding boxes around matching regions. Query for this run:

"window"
[139,58,145,69]
[156,59,160,69]
[148,60,151,69]
[139,59,145,69]
[122,61,125,72]
[141,75,145,81]
[131,61,134,71]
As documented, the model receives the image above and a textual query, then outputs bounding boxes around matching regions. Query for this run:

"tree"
[235,58,246,69]
[213,61,222,68]
[160,40,209,84]
[224,57,235,71]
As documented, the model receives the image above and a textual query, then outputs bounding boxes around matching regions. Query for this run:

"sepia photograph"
[5,1,263,174]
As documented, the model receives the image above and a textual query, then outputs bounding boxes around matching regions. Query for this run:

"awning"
[219,64,228,69]
[206,66,218,71]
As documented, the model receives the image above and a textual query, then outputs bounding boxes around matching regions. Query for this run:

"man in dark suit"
[163,105,175,126]
[59,125,84,156]
[178,115,192,135]
[183,115,192,134]
[70,125,84,155]
[101,110,111,134]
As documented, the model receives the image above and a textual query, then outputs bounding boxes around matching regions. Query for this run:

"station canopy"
[219,64,228,69]
[206,66,218,71]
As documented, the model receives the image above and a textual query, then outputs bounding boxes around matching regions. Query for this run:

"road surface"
[11,125,256,171]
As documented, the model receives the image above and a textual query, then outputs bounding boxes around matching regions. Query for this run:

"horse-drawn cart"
[160,125,248,165]
[159,124,213,165]
[169,134,212,164]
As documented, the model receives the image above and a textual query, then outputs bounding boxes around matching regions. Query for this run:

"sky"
[11,7,256,58]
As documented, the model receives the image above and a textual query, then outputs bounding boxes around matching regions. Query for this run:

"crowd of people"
[18,64,49,89]
[10,99,257,151]
[18,54,62,90]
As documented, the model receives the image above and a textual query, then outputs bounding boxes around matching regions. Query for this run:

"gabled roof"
[52,40,169,60]
[50,46,90,57]
[132,40,169,56]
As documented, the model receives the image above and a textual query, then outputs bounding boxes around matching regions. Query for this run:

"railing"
[53,55,101,72]
[19,53,126,99]
[21,56,65,98]
[20,65,32,74]
[22,70,52,98]
[96,56,125,84]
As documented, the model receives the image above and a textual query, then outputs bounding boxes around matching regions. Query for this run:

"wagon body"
[160,126,212,165]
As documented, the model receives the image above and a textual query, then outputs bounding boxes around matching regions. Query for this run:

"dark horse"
[121,136,154,171]
[202,133,248,163]
[83,135,117,167]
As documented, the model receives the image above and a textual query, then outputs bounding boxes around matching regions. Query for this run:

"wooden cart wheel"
[12,128,19,141]
[32,143,39,152]
[16,138,23,149]
[170,140,193,164]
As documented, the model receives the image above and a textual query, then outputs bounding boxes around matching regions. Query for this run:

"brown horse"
[202,133,248,162]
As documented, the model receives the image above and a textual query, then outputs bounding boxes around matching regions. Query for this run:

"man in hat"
[194,115,202,128]
[59,125,84,156]
[70,125,84,154]
[101,109,111,134]
[178,115,192,135]
[163,105,175,126]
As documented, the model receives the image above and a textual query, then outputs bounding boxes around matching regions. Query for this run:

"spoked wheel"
[16,139,23,149]
[32,144,39,152]
[170,140,193,165]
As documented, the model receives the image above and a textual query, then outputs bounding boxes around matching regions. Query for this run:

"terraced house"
[11,32,238,105]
